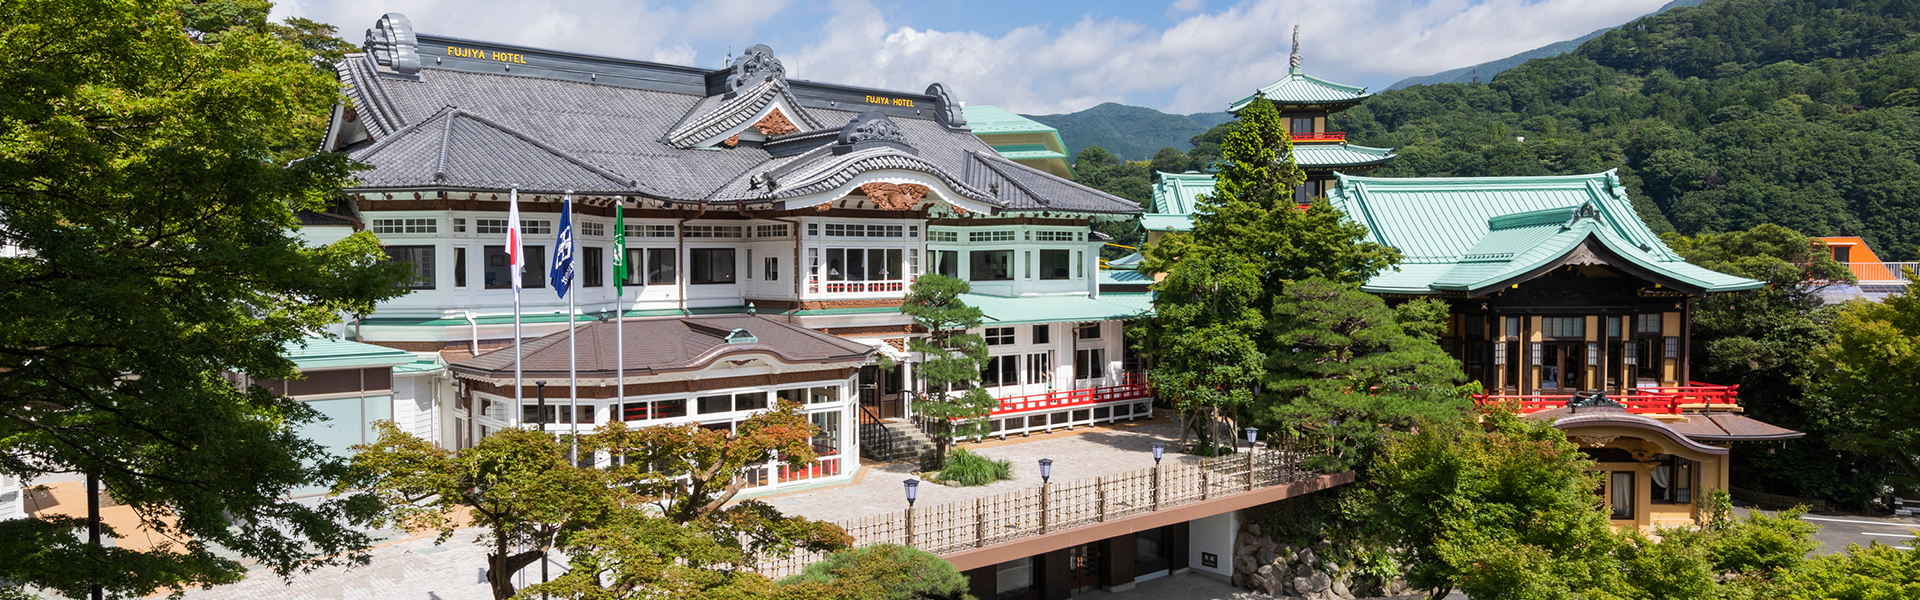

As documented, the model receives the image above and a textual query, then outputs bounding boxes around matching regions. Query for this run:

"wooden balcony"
[1290,131,1346,143]
[1473,381,1740,415]
[806,276,910,296]
[755,436,1341,577]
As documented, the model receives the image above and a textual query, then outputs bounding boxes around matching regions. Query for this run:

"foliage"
[902,274,998,470]
[1362,413,1622,599]
[1129,251,1266,449]
[936,448,1013,487]
[1261,280,1471,468]
[347,404,850,600]
[1707,507,1819,577]
[776,544,973,600]
[1665,225,1895,507]
[1804,282,1920,487]
[1764,537,1920,599]
[0,0,409,596]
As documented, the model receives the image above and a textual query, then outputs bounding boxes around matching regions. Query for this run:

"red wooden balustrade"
[1473,381,1740,415]
[1290,132,1347,142]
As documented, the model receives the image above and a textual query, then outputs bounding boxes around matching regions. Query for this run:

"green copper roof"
[1099,269,1153,286]
[963,105,1059,135]
[1230,67,1370,111]
[988,144,1069,161]
[1293,143,1394,168]
[284,337,417,371]
[961,293,1153,326]
[1327,171,1763,296]
[1150,171,1215,215]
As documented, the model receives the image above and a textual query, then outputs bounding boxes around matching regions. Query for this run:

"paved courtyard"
[182,527,515,600]
[753,413,1214,523]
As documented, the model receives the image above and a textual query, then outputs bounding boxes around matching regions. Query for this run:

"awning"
[960,293,1153,327]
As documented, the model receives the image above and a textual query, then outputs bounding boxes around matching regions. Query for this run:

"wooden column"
[1099,533,1136,590]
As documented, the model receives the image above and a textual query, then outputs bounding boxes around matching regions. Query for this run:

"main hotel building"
[296,15,1152,493]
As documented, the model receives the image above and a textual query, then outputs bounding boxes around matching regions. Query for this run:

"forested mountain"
[1024,103,1232,161]
[1339,0,1920,260]
[1387,0,1704,89]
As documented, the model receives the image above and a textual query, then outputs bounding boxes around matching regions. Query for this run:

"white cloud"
[1168,0,1206,15]
[787,0,1669,114]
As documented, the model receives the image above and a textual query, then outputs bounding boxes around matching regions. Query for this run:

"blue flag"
[550,197,575,298]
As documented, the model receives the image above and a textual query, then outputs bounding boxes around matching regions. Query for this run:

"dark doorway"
[1068,543,1100,595]
[860,365,907,420]
[1541,342,1585,391]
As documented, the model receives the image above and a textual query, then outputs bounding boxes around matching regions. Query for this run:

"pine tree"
[901,274,998,470]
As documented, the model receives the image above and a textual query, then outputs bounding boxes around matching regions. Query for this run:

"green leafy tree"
[1804,281,1920,487]
[1765,537,1920,599]
[776,544,973,600]
[902,275,998,470]
[0,0,407,597]
[1261,279,1471,468]
[1129,251,1266,452]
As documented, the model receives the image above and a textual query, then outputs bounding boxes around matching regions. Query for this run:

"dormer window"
[725,329,758,344]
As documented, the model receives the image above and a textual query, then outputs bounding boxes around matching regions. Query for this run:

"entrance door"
[1068,543,1100,594]
[1541,343,1585,391]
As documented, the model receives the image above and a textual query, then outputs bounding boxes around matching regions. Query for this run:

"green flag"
[613,202,627,296]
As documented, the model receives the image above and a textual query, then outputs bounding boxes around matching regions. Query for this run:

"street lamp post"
[1037,459,1053,533]
[1244,427,1259,490]
[904,479,919,546]
[1150,442,1165,510]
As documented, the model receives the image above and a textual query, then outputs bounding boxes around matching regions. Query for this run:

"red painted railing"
[1473,381,1739,415]
[990,381,1154,416]
[1291,132,1346,143]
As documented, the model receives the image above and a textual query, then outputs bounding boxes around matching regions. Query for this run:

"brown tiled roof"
[449,315,872,381]
[1524,406,1804,443]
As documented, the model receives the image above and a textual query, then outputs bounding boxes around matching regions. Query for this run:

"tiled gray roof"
[335,54,1142,215]
[710,145,997,206]
[349,107,647,194]
[448,314,873,380]
[662,77,825,148]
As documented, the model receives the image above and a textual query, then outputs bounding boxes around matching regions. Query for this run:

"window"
[1039,250,1071,280]
[453,247,468,288]
[625,224,676,238]
[579,221,604,237]
[1505,316,1522,338]
[1075,348,1106,380]
[698,394,731,414]
[384,246,435,289]
[969,230,1014,242]
[476,219,508,234]
[521,405,593,425]
[1636,314,1662,335]
[825,248,903,281]
[1664,336,1679,359]
[684,225,744,238]
[482,245,544,288]
[371,218,437,234]
[1290,117,1314,133]
[935,250,960,278]
[1609,471,1634,520]
[929,230,958,243]
[1024,251,1031,279]
[909,249,919,275]
[746,250,753,279]
[625,248,675,285]
[1034,230,1081,242]
[521,220,552,235]
[808,386,839,404]
[1608,316,1622,339]
[823,223,904,237]
[1077,323,1102,339]
[811,411,841,456]
[984,327,1014,346]
[1025,353,1052,385]
[764,256,779,281]
[1651,455,1694,504]
[969,250,1012,281]
[690,249,736,284]
[1032,324,1050,344]
[583,247,604,287]
[982,355,1019,387]
[453,218,467,232]
[620,398,688,421]
[1543,317,1585,338]
[995,557,1035,599]
[806,222,818,237]
[734,392,768,412]
[756,224,789,238]
[909,225,919,238]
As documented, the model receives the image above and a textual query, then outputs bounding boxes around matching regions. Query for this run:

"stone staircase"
[861,419,936,463]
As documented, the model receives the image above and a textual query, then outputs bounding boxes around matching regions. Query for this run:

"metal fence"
[755,433,1330,578]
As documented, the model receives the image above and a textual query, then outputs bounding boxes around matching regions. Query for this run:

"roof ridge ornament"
[1289,25,1302,72]
[1564,201,1603,229]
[926,83,969,131]
[364,13,420,77]
[728,44,786,92]
[834,111,916,155]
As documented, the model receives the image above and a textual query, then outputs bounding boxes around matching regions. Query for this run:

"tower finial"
[1290,25,1302,70]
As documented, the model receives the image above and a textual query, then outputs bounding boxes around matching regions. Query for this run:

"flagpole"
[566,191,578,464]
[510,186,523,433]
[614,197,625,442]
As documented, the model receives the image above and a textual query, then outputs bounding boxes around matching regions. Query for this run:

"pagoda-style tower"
[1142,26,1394,240]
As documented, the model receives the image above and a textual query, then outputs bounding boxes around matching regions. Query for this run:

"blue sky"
[275,0,1670,114]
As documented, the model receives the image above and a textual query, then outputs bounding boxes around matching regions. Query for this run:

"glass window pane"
[1039,250,1070,280]
[734,392,768,411]
[969,250,1012,281]
[809,386,838,404]
[1610,471,1634,520]
[698,394,731,414]
[777,388,805,406]
[652,398,686,419]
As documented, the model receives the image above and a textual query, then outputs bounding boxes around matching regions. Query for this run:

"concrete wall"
[1188,510,1237,579]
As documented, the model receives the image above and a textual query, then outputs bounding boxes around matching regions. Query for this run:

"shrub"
[777,544,973,600]
[938,448,1013,487]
